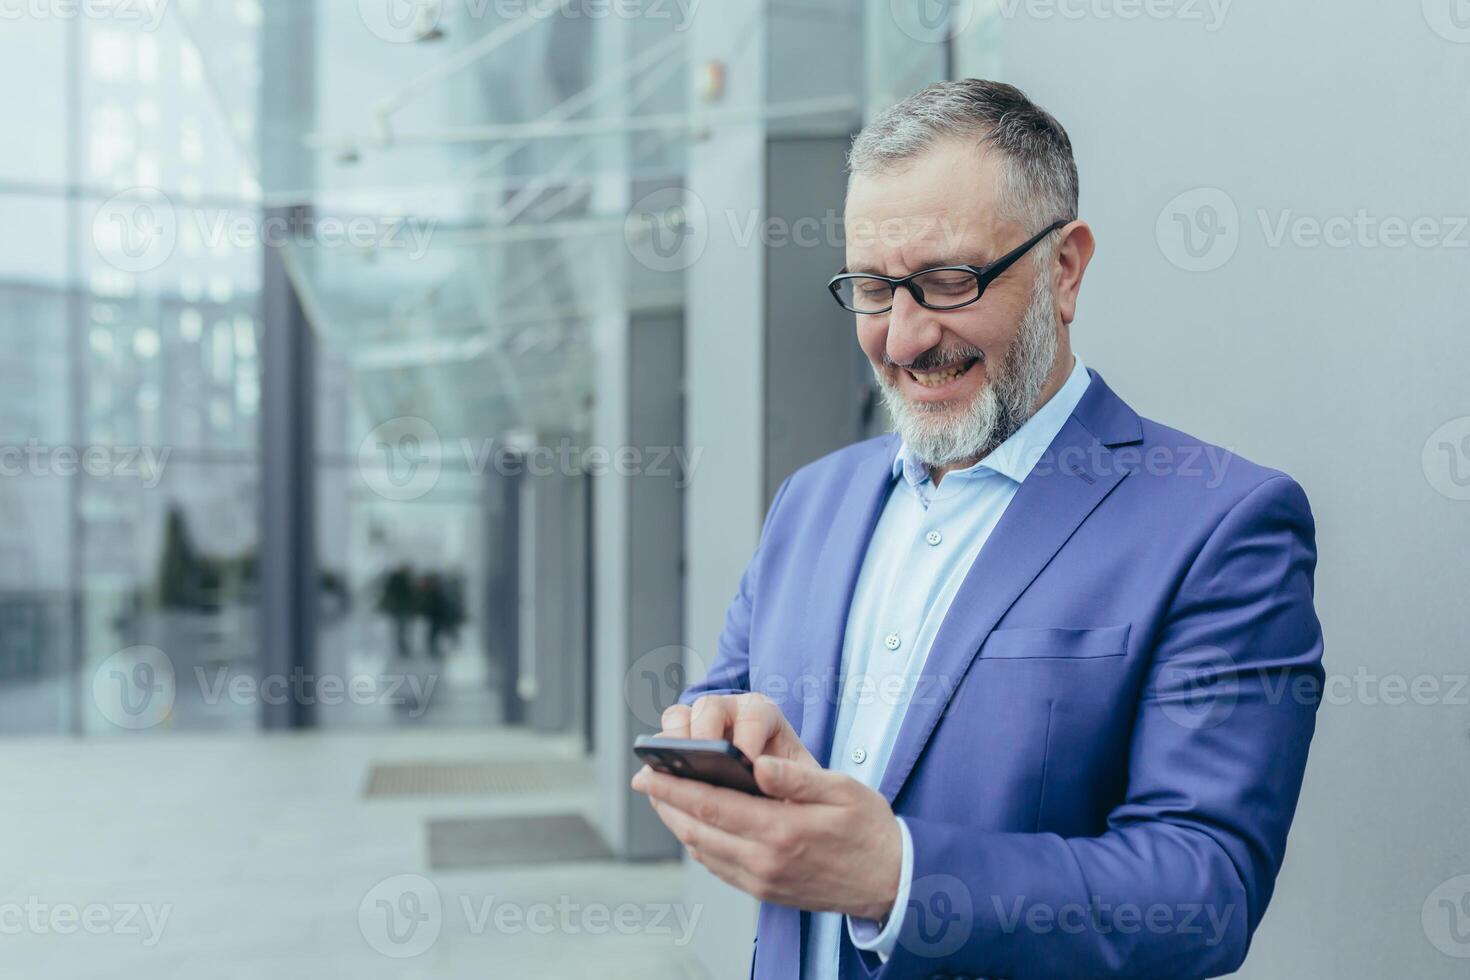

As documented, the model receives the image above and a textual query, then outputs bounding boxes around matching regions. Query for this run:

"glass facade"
[1,8,264,733]
[0,0,923,735]
[0,0,717,734]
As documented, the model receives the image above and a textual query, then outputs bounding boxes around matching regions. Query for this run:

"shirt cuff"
[846,816,913,963]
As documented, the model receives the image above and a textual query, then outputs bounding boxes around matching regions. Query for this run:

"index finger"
[660,703,692,738]
[688,694,739,742]
[728,694,785,763]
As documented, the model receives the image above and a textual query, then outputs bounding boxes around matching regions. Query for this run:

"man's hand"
[631,694,902,921]
[655,692,817,769]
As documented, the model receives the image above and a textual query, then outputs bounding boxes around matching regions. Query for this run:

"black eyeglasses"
[827,219,1067,314]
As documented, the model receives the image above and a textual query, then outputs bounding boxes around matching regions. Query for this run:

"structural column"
[257,3,317,729]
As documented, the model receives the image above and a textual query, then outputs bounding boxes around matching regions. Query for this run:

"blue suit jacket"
[683,370,1324,980]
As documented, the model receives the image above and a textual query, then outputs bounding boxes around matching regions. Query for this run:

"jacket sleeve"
[869,475,1326,980]
[680,475,794,704]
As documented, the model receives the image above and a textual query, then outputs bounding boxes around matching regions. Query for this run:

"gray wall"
[763,136,877,504]
[950,3,1470,976]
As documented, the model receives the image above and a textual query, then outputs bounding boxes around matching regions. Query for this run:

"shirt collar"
[892,353,1092,490]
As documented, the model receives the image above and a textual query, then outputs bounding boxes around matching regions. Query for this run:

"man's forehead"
[841,208,1010,273]
[842,151,1015,269]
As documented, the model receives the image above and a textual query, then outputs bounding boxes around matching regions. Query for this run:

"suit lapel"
[876,371,1143,803]
[797,435,901,768]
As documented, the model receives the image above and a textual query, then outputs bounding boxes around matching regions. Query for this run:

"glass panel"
[0,201,74,732]
[0,11,263,734]
[73,7,264,734]
[863,0,952,114]
[0,19,68,185]
[276,3,675,727]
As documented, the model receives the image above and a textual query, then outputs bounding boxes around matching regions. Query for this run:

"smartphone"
[633,735,766,796]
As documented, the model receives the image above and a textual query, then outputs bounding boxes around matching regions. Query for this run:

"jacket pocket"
[980,623,1130,660]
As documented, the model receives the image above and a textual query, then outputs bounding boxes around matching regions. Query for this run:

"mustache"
[884,344,986,374]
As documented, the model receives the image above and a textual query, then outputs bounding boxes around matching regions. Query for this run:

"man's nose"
[885,288,943,367]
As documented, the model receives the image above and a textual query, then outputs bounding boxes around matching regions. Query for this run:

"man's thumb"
[754,756,839,803]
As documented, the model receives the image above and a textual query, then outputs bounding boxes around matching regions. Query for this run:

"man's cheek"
[856,325,888,367]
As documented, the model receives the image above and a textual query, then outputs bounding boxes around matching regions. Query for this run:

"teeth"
[910,362,972,388]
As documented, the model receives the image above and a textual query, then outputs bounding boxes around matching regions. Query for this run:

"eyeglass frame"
[826,219,1068,315]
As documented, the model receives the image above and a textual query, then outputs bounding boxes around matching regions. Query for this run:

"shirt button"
[925,530,943,546]
[851,748,868,765]
[884,633,901,651]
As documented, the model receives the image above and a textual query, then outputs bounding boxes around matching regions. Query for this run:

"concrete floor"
[0,728,706,979]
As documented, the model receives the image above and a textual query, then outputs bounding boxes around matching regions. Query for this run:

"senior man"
[632,79,1324,980]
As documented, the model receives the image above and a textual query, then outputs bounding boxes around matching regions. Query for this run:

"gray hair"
[847,79,1078,256]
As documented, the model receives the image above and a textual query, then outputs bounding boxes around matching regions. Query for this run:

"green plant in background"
[148,504,348,617]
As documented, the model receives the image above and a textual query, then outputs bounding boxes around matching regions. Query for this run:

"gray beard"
[875,273,1059,469]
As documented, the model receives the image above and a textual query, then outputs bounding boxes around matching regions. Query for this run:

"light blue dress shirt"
[803,355,1091,978]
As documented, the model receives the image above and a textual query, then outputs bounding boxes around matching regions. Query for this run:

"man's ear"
[1052,220,1095,326]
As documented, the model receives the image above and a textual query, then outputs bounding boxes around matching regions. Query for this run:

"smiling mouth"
[907,356,980,389]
